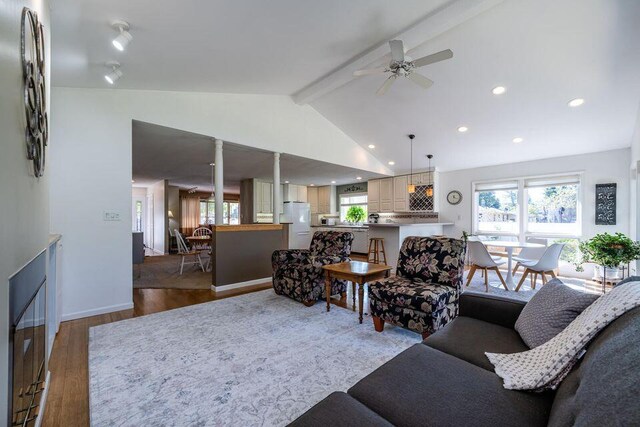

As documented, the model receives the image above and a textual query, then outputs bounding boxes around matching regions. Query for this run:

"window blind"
[524,174,580,188]
[474,181,518,192]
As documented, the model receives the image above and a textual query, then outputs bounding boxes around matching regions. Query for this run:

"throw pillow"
[515,279,599,348]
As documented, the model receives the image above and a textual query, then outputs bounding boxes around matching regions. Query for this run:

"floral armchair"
[272,231,354,306]
[368,236,466,339]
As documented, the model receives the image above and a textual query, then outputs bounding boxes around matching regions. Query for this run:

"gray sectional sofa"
[290,292,640,426]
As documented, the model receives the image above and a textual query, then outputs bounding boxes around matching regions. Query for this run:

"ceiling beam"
[291,0,505,105]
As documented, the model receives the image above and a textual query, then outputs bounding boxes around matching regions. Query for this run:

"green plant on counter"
[345,205,366,224]
[574,232,640,272]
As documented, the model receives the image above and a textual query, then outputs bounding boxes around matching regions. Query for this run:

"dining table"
[185,235,212,249]
[480,240,545,288]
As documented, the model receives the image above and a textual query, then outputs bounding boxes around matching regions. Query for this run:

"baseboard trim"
[212,277,271,292]
[61,302,134,322]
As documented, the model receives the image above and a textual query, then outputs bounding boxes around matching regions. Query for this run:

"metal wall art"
[595,183,616,225]
[22,7,48,177]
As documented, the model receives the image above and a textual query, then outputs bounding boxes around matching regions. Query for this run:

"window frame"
[339,192,368,223]
[472,172,583,242]
[199,199,241,225]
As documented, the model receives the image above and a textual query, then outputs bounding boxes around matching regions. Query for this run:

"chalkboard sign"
[595,183,616,225]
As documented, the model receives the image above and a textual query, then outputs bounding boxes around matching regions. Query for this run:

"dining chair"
[467,236,502,277]
[512,237,547,274]
[514,243,565,291]
[465,240,508,291]
[192,227,213,251]
[175,229,205,275]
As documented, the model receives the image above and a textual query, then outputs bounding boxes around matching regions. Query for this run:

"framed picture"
[595,183,616,225]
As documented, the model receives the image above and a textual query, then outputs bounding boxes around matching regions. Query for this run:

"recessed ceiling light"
[284,180,290,184]
[356,177,362,180]
[388,161,395,165]
[368,144,375,149]
[111,20,132,51]
[331,180,336,184]
[568,98,585,107]
[492,86,506,95]
[131,180,135,183]
[310,184,315,186]
[512,137,524,143]
[457,126,468,133]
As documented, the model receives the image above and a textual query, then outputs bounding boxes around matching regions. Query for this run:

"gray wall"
[0,0,51,421]
[213,229,286,286]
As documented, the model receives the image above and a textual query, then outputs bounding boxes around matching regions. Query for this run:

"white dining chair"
[465,240,509,291]
[514,243,565,291]
[466,236,502,278]
[192,227,213,251]
[512,237,547,274]
[175,229,205,275]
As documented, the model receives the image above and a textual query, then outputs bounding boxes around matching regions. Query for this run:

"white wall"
[148,180,167,254]
[50,87,391,320]
[439,148,630,276]
[0,0,50,420]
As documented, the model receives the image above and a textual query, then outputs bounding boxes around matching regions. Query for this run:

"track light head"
[111,20,132,51]
[104,61,122,84]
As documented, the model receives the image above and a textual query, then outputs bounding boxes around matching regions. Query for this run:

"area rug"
[89,290,417,426]
[463,269,595,301]
[133,254,211,290]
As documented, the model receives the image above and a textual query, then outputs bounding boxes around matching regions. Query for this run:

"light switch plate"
[103,211,121,221]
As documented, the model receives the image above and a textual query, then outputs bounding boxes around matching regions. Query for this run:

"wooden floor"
[41,283,363,426]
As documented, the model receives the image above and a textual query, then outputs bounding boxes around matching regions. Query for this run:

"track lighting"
[104,61,122,84]
[111,20,132,51]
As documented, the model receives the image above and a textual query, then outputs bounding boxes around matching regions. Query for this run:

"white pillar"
[273,152,281,224]
[214,139,224,225]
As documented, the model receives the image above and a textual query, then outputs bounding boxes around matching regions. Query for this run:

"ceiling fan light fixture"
[492,86,506,95]
[111,21,132,51]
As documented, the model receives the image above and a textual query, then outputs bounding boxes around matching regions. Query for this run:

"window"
[525,176,579,236]
[199,200,240,225]
[339,193,368,223]
[474,181,519,235]
[473,174,581,240]
[134,200,143,232]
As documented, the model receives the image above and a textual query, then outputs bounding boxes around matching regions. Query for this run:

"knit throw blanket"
[486,281,640,391]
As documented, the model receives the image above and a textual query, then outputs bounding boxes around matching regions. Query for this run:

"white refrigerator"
[282,202,312,249]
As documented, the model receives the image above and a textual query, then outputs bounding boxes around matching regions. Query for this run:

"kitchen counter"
[311,224,369,229]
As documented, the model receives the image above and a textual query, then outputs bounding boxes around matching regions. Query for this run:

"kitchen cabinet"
[317,185,337,214]
[351,228,369,253]
[283,184,308,202]
[368,179,380,213]
[379,178,393,212]
[307,186,318,214]
[254,181,273,214]
[393,176,409,212]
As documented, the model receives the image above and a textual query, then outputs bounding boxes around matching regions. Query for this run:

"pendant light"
[426,154,434,198]
[407,134,416,194]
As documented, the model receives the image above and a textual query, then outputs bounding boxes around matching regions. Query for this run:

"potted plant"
[345,206,366,225]
[574,232,640,279]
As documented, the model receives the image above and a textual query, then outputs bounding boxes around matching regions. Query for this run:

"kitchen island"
[210,224,286,291]
[367,222,454,269]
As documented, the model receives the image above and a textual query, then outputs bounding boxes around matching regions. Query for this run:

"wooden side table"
[322,261,392,323]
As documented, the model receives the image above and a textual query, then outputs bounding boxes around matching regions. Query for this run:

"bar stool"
[368,238,388,265]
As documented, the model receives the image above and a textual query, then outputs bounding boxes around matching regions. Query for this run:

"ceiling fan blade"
[412,49,453,68]
[389,40,405,62]
[407,72,434,89]
[376,75,397,96]
[353,67,388,77]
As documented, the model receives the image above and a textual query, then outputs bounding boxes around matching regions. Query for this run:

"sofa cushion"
[395,236,466,288]
[424,316,529,371]
[515,279,598,348]
[368,276,457,312]
[288,391,393,427]
[348,344,553,427]
[548,306,640,426]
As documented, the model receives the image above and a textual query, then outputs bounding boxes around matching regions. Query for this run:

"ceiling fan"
[354,40,453,96]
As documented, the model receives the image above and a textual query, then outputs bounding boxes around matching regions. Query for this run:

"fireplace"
[8,250,47,427]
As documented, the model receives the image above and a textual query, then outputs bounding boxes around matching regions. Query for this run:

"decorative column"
[214,139,224,225]
[273,152,281,224]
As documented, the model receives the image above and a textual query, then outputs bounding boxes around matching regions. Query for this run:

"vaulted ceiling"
[52,0,640,173]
